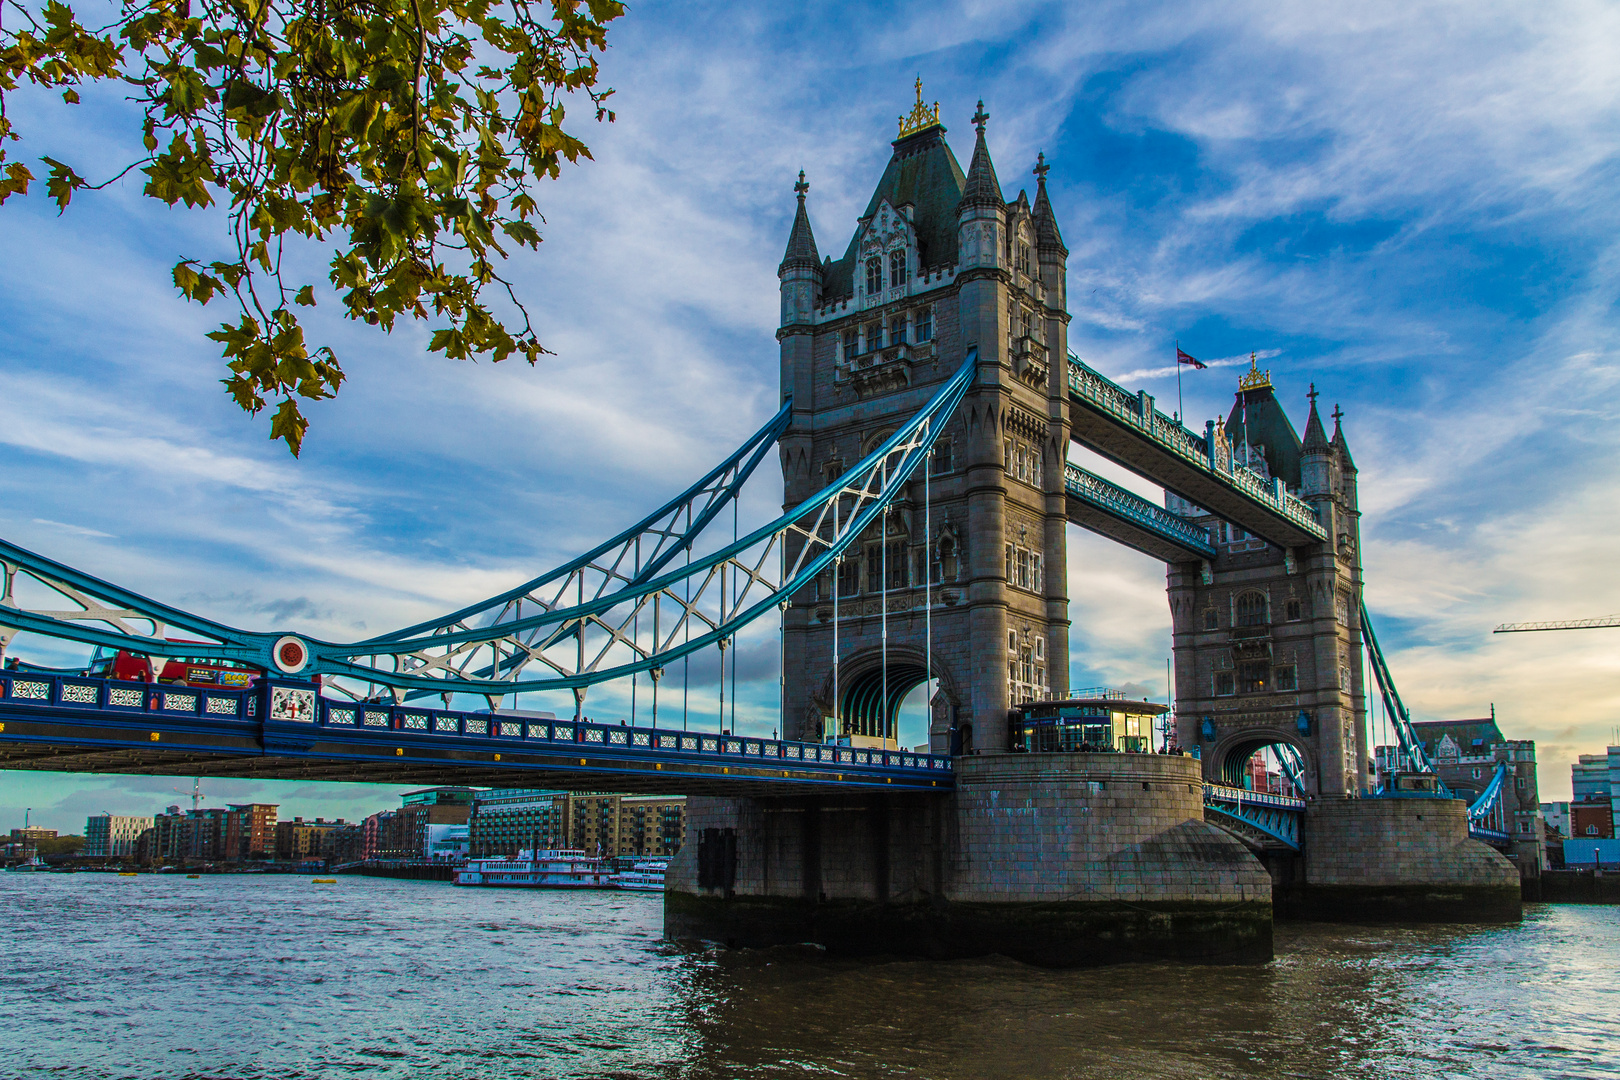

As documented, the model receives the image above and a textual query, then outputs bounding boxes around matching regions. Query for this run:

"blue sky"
[3,0,1618,829]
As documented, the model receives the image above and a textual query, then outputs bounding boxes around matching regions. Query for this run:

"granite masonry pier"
[665,752,1274,967]
[1277,797,1521,922]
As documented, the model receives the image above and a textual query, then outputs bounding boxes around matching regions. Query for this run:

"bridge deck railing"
[1066,355,1326,541]
[1202,782,1307,812]
[0,672,953,779]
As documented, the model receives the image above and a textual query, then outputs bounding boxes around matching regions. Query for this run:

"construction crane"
[173,778,208,812]
[1493,615,1620,634]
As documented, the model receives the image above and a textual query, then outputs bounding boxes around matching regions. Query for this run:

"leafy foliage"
[1,0,622,454]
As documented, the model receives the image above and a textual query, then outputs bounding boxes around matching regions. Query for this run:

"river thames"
[0,874,1613,1079]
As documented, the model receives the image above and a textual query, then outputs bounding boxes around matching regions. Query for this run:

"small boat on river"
[611,860,667,892]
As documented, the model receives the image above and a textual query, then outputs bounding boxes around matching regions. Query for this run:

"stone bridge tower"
[778,90,1071,754]
[1167,367,1369,797]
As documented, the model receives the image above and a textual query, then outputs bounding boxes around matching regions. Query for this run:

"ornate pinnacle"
[1237,351,1272,392]
[794,169,808,199]
[1033,151,1049,181]
[972,99,989,133]
[1307,382,1319,406]
[898,77,942,138]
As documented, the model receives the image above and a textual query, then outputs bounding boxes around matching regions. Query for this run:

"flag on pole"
[1175,346,1206,369]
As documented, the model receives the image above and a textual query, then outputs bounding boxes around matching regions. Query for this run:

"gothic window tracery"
[915,305,933,342]
[865,258,882,295]
[888,249,908,289]
[1236,591,1269,627]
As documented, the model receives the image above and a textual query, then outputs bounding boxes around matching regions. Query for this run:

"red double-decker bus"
[88,645,265,689]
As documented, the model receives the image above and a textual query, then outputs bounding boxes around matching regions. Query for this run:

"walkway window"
[915,305,933,342]
[1215,671,1235,696]
[1238,661,1268,694]
[1236,591,1268,627]
[837,556,859,597]
[931,535,958,583]
[865,258,882,295]
[888,249,908,289]
[1274,665,1297,691]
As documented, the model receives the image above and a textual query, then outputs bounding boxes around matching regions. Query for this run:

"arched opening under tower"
[838,662,928,749]
[1219,737,1308,796]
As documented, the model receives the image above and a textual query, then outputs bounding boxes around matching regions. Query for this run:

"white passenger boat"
[453,849,609,889]
[611,860,667,891]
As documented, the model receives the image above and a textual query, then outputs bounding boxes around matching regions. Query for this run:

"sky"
[2,0,1618,830]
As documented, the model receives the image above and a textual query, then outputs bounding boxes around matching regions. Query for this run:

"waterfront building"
[2,826,57,860]
[1401,716,1545,876]
[84,814,154,858]
[398,787,475,857]
[137,803,277,864]
[274,817,347,861]
[425,824,469,861]
[468,789,686,859]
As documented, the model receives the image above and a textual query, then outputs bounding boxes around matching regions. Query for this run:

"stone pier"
[1281,797,1521,922]
[665,753,1273,967]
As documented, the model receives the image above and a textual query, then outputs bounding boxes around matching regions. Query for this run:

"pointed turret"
[1331,405,1356,474]
[779,170,822,274]
[960,101,1004,210]
[1300,384,1333,499]
[1030,152,1067,258]
[778,171,822,330]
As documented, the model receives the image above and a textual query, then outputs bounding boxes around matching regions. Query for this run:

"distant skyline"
[4,1,1619,827]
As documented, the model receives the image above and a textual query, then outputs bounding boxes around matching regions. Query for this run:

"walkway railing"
[1066,354,1326,541]
[1203,782,1305,850]
[0,670,954,782]
[1063,464,1216,558]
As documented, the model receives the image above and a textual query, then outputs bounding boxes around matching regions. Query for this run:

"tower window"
[1274,665,1297,691]
[1031,553,1043,592]
[1031,448,1043,487]
[889,315,907,347]
[1004,439,1013,474]
[842,329,858,362]
[1236,591,1268,627]
[836,557,859,597]
[1018,243,1031,276]
[1016,548,1030,589]
[1016,445,1027,482]
[1202,608,1218,631]
[865,322,881,353]
[1215,672,1235,697]
[915,306,933,342]
[931,535,958,583]
[1238,661,1269,694]
[930,440,953,475]
[1285,598,1302,622]
[865,258,882,295]
[888,249,908,289]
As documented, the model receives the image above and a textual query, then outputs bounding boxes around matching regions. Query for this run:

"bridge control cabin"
[1009,691,1169,754]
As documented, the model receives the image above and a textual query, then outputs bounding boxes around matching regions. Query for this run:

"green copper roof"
[825,125,968,301]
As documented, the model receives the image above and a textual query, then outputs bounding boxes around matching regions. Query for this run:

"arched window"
[915,305,933,342]
[1285,598,1302,622]
[931,535,958,583]
[865,257,882,295]
[1236,591,1268,627]
[888,249,908,289]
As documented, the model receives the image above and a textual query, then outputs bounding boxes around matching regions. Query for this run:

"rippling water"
[0,873,1614,1079]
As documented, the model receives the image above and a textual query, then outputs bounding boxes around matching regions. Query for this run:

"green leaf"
[295,285,316,307]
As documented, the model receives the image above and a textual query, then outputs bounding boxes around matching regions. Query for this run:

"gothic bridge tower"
[1165,364,1368,797]
[778,87,1071,754]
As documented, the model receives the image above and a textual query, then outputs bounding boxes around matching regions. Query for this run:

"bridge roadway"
[1065,355,1327,554]
[0,671,952,796]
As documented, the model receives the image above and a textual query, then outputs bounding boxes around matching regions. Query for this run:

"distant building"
[274,817,347,862]
[139,803,277,863]
[1571,802,1613,839]
[468,789,686,859]
[1404,715,1545,877]
[84,814,154,858]
[424,824,469,861]
[2,826,56,860]
[397,788,475,858]
[1542,801,1571,838]
[1570,747,1620,840]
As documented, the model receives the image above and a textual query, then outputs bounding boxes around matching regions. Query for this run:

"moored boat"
[611,860,667,891]
[453,849,610,889]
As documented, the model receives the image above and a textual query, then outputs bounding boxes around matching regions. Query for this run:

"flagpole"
[1175,339,1184,425]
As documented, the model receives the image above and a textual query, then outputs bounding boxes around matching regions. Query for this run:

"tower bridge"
[0,87,1522,965]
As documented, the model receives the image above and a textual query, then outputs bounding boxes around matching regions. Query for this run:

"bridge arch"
[821,645,959,748]
[1210,726,1314,795]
